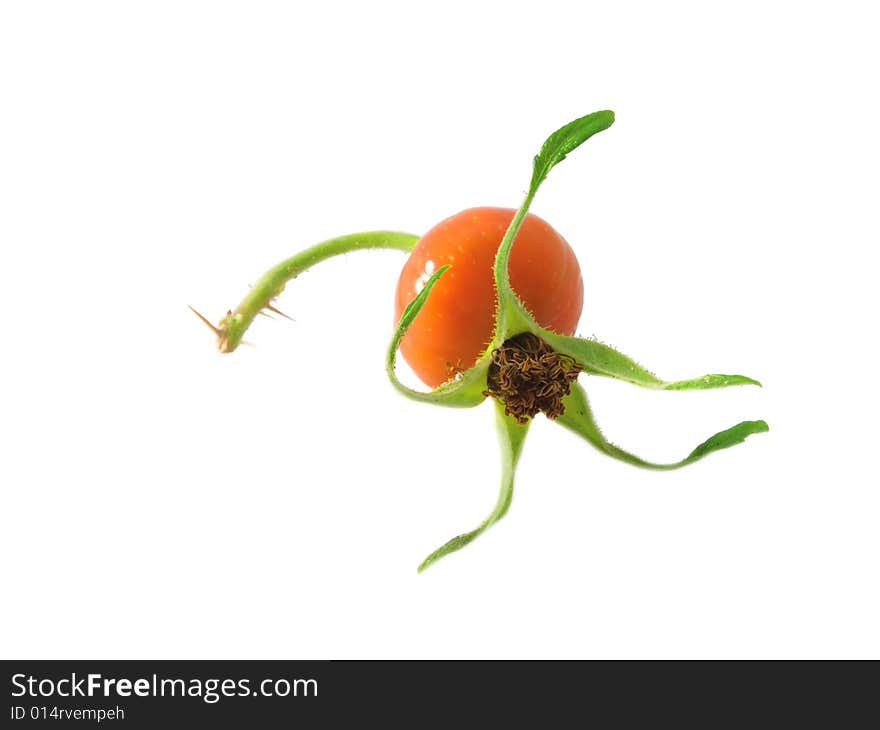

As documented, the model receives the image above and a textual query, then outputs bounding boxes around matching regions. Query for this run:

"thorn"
[257,310,275,320]
[265,303,294,321]
[239,339,256,348]
[188,305,222,337]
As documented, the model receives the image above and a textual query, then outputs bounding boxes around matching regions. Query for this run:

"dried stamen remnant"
[484,332,583,424]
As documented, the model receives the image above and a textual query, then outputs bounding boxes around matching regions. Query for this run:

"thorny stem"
[206,231,419,352]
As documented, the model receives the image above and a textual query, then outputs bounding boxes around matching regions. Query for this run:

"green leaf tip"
[664,374,763,390]
[530,109,615,191]
[418,533,478,573]
[685,419,769,462]
[395,264,451,334]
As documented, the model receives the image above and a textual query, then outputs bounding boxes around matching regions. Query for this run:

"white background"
[1,1,877,659]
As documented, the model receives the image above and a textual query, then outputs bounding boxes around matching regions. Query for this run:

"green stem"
[489,110,615,344]
[491,190,537,338]
[418,400,531,572]
[215,231,419,352]
[557,382,768,470]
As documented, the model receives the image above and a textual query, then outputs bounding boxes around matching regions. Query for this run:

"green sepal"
[492,111,615,344]
[556,382,769,470]
[418,400,531,572]
[386,265,489,408]
[536,327,762,390]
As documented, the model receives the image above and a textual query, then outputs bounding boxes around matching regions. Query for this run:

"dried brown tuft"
[483,333,582,424]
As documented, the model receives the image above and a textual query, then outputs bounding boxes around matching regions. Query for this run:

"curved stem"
[556,382,768,470]
[491,190,537,339]
[385,264,489,408]
[418,400,531,572]
[212,231,419,352]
